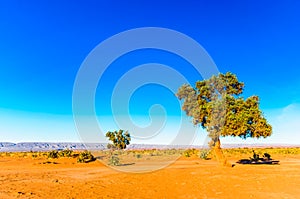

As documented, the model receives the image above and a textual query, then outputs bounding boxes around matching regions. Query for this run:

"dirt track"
[0,155,300,199]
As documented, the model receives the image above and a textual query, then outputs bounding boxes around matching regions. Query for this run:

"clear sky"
[0,1,299,145]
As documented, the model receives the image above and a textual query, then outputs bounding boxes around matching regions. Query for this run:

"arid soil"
[0,154,299,199]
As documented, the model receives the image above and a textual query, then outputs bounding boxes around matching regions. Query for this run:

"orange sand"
[0,155,299,198]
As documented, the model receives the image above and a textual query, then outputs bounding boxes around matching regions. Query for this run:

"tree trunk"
[214,138,232,167]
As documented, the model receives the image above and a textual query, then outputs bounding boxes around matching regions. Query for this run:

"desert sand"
[0,153,300,199]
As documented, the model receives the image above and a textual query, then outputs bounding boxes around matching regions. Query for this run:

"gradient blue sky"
[0,1,299,144]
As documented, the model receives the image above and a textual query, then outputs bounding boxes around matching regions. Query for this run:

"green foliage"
[77,150,95,163]
[136,154,142,159]
[58,149,73,157]
[48,150,59,159]
[106,129,131,150]
[222,147,300,156]
[108,155,120,166]
[200,149,210,160]
[47,149,73,159]
[184,151,191,157]
[183,148,198,157]
[176,72,272,147]
[0,147,299,164]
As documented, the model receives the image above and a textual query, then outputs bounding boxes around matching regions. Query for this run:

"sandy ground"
[0,154,300,199]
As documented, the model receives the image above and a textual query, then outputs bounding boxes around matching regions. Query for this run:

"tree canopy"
[176,72,272,147]
[106,130,131,150]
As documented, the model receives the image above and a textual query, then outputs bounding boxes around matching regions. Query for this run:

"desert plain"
[0,148,300,199]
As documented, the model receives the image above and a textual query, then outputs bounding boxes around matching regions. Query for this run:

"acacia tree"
[106,129,131,150]
[176,72,272,166]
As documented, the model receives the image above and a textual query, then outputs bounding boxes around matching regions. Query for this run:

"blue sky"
[0,1,299,145]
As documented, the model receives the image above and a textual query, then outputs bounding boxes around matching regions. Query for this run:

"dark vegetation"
[177,72,272,166]
[1,148,299,166]
[105,129,131,166]
[106,130,131,150]
[77,150,96,163]
[236,150,280,165]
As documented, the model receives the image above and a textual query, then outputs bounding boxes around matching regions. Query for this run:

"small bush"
[58,149,73,157]
[31,153,38,158]
[166,149,177,155]
[200,150,210,160]
[263,153,271,160]
[184,151,191,157]
[183,148,198,157]
[136,154,142,159]
[250,150,260,162]
[77,151,96,163]
[108,155,120,166]
[48,150,59,159]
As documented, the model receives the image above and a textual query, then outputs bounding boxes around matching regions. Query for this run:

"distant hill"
[0,142,106,152]
[0,142,299,152]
